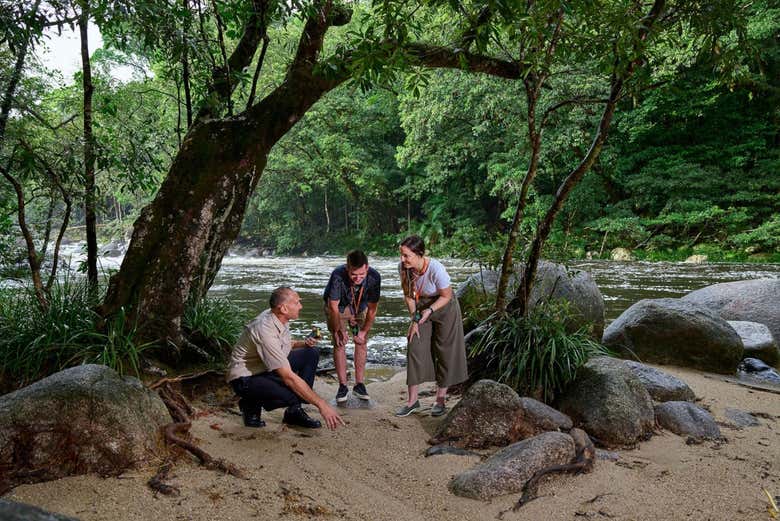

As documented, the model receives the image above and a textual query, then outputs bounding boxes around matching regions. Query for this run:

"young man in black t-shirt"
[323,250,381,402]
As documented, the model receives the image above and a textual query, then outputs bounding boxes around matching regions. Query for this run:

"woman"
[396,235,468,417]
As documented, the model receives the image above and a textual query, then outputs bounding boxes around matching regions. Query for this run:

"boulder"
[737,358,780,385]
[684,255,708,264]
[723,408,760,428]
[449,431,575,499]
[101,240,125,257]
[610,248,635,261]
[557,357,654,448]
[654,401,721,440]
[682,279,780,352]
[0,500,79,521]
[623,360,696,402]
[430,380,571,448]
[0,364,171,494]
[727,321,780,367]
[602,298,743,374]
[456,261,605,338]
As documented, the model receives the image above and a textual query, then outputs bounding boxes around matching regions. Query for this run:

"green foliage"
[0,279,150,391]
[183,296,244,360]
[469,303,612,403]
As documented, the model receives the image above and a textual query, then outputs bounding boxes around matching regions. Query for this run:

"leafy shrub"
[469,302,612,403]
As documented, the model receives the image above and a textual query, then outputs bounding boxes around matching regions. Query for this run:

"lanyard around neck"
[349,280,365,316]
[409,257,429,307]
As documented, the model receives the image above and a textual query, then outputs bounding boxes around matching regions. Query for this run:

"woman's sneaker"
[353,382,370,400]
[336,384,349,403]
[395,400,421,417]
[430,402,447,417]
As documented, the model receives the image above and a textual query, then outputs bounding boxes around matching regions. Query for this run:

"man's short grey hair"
[269,286,294,308]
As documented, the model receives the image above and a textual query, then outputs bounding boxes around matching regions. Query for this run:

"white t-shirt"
[399,258,451,298]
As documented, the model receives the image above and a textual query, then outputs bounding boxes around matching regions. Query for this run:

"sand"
[4,366,780,521]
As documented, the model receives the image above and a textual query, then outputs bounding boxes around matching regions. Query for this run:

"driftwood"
[147,383,245,495]
[499,428,595,517]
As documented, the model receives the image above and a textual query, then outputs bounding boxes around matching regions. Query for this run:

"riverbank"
[4,365,780,520]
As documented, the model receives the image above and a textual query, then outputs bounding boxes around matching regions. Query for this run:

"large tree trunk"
[98,68,340,348]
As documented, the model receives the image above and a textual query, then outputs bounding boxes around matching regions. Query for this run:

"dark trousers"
[230,347,319,414]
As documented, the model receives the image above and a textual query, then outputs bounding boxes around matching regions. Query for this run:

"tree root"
[148,460,179,496]
[499,429,595,518]
[147,384,245,495]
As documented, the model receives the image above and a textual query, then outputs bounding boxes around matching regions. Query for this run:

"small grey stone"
[723,408,760,428]
[623,360,695,402]
[654,401,721,440]
[596,449,620,461]
[728,321,780,367]
[0,500,80,521]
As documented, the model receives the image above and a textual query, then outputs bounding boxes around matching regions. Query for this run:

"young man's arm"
[355,301,378,344]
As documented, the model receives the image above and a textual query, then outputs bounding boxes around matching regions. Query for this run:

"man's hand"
[318,403,346,430]
[353,329,367,346]
[335,329,348,349]
[304,336,318,348]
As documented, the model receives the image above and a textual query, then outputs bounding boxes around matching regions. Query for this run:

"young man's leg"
[352,310,370,400]
[325,305,350,402]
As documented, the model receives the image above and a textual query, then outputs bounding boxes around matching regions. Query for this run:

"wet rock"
[101,240,125,257]
[430,380,571,448]
[596,449,620,461]
[557,357,654,448]
[602,298,743,374]
[610,248,635,261]
[0,500,79,521]
[728,321,780,367]
[0,364,171,494]
[424,445,482,458]
[684,255,708,264]
[654,401,721,440]
[456,261,604,338]
[723,408,760,428]
[449,431,575,499]
[683,279,780,353]
[737,358,780,385]
[623,360,695,402]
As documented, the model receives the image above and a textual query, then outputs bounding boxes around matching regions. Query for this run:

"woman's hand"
[417,307,433,326]
[407,321,420,342]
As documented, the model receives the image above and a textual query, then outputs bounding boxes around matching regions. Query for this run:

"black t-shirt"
[323,265,381,313]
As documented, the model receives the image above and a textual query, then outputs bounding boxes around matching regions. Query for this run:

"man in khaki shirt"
[227,287,344,430]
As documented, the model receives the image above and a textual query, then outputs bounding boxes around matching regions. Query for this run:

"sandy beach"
[4,365,780,521]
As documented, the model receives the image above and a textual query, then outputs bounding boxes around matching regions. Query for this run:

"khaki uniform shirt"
[226,309,291,382]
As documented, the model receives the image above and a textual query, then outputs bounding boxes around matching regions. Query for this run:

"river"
[208,254,780,365]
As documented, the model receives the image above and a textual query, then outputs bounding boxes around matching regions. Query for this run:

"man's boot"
[239,398,266,428]
[283,405,322,428]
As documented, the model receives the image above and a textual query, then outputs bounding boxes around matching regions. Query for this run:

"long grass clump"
[183,296,244,361]
[0,278,150,391]
[469,301,612,403]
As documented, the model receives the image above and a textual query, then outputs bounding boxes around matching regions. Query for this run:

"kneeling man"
[227,286,345,430]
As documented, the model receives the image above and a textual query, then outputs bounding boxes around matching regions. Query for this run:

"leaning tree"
[93,0,745,352]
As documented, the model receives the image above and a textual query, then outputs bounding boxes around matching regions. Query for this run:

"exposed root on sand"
[147,383,245,495]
